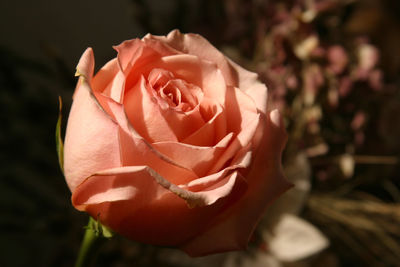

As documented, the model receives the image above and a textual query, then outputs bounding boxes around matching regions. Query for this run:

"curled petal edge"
[72,166,246,209]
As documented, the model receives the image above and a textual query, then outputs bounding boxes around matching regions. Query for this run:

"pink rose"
[64,30,291,256]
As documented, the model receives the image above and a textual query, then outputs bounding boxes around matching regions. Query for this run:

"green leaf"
[56,96,64,173]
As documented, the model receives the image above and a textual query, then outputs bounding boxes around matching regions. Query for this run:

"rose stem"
[74,217,106,267]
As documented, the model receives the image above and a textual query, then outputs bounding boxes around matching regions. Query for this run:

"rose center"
[148,68,202,112]
[160,84,181,107]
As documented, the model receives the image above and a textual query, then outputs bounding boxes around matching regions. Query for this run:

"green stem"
[74,218,106,267]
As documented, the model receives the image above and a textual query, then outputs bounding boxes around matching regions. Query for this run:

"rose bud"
[64,30,292,256]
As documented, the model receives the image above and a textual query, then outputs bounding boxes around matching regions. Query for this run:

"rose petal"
[227,58,269,112]
[208,114,259,174]
[64,49,121,191]
[118,126,198,185]
[71,166,247,246]
[157,55,227,106]
[152,77,206,140]
[73,166,244,208]
[225,86,258,133]
[91,58,126,103]
[180,110,293,256]
[113,39,144,73]
[83,186,138,205]
[145,30,240,87]
[114,39,176,90]
[152,132,233,177]
[124,76,179,142]
[242,83,268,115]
[92,58,118,91]
[105,70,125,103]
[180,154,250,192]
[182,97,227,146]
[208,87,260,173]
[75,47,94,81]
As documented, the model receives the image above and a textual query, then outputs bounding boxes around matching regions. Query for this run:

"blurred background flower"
[1,0,399,266]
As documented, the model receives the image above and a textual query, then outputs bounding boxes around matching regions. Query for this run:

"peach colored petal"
[73,166,243,208]
[159,78,202,109]
[142,37,182,57]
[75,47,94,81]
[145,30,240,87]
[152,132,233,177]
[152,78,206,140]
[182,97,227,146]
[163,104,206,141]
[64,81,121,192]
[91,58,121,99]
[147,68,174,87]
[84,186,138,205]
[105,71,126,103]
[90,57,125,103]
[225,58,269,115]
[208,87,260,173]
[92,58,118,90]
[71,166,247,246]
[243,83,268,115]
[148,68,205,112]
[118,126,198,185]
[226,57,260,88]
[114,39,175,90]
[180,154,250,193]
[225,86,258,133]
[157,55,227,106]
[208,115,259,174]
[180,110,293,256]
[124,76,179,142]
[113,39,144,73]
[231,143,253,168]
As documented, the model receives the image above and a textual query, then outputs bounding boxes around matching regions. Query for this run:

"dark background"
[1,0,400,266]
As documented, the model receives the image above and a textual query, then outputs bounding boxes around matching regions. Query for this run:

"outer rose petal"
[71,166,247,246]
[145,30,239,87]
[64,48,121,191]
[208,87,260,174]
[227,58,269,114]
[74,47,94,81]
[180,110,293,256]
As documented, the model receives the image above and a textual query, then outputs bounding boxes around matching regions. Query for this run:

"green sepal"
[85,216,114,239]
[56,96,64,173]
